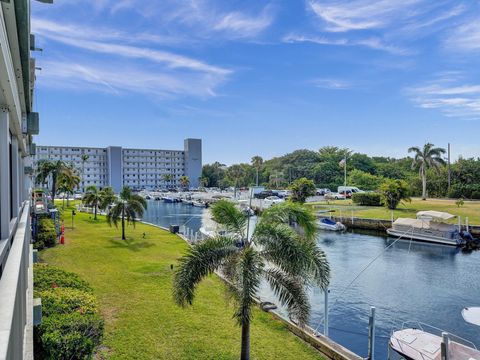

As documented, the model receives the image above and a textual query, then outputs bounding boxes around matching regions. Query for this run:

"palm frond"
[232,247,263,326]
[259,202,318,241]
[210,200,247,238]
[264,268,310,326]
[173,236,239,307]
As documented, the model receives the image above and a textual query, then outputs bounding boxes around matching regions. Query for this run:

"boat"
[193,201,207,208]
[389,320,480,360]
[163,197,175,203]
[462,307,480,326]
[386,211,466,246]
[317,218,346,231]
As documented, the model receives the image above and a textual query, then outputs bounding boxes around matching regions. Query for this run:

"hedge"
[352,192,383,206]
[34,264,92,293]
[34,264,103,360]
[34,218,58,250]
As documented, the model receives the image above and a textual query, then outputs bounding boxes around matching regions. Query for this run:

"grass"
[40,203,325,360]
[307,197,480,224]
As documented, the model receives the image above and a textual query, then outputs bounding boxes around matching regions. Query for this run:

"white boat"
[193,201,207,208]
[390,321,480,360]
[462,307,480,326]
[386,211,466,246]
[317,218,346,231]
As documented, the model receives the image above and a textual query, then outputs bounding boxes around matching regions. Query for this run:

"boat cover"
[392,218,458,239]
[462,307,480,326]
[417,211,456,221]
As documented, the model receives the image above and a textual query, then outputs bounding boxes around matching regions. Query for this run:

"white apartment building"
[35,139,202,192]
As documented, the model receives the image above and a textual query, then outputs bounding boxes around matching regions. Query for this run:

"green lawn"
[39,207,324,360]
[307,198,480,224]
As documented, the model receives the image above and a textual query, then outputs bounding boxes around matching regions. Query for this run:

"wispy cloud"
[311,78,352,90]
[283,34,410,55]
[444,17,480,52]
[407,74,480,119]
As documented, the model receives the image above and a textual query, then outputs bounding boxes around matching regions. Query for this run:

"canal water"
[143,201,480,359]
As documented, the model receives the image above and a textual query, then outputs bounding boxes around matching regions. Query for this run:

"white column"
[11,137,20,218]
[0,110,10,240]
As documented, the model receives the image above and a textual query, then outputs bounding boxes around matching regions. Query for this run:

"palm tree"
[251,156,263,186]
[227,165,245,199]
[99,186,116,212]
[173,200,329,360]
[80,154,89,192]
[408,143,446,200]
[106,187,147,240]
[36,159,69,202]
[179,176,190,190]
[82,186,101,220]
[162,173,173,189]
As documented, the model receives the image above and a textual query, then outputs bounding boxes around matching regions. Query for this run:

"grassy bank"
[39,205,324,360]
[307,198,480,224]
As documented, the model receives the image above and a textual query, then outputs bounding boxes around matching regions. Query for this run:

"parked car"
[74,193,83,200]
[263,196,285,207]
[325,192,346,200]
[337,186,364,194]
[254,190,277,199]
[316,188,331,196]
[275,190,291,198]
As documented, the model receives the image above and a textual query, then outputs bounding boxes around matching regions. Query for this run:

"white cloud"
[283,33,410,55]
[444,18,480,52]
[407,75,480,119]
[311,78,351,90]
[213,9,274,38]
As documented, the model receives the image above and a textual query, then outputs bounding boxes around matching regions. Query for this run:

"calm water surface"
[143,201,480,359]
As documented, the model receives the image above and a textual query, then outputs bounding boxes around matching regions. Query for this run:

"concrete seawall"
[318,215,480,237]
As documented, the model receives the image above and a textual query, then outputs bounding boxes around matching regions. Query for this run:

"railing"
[0,202,32,360]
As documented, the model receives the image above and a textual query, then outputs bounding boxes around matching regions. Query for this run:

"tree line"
[201,143,480,199]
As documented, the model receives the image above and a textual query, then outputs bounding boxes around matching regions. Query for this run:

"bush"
[348,169,384,191]
[34,264,92,293]
[379,179,411,210]
[289,177,316,203]
[38,288,97,317]
[352,192,383,206]
[36,218,58,249]
[38,313,104,360]
[448,183,480,199]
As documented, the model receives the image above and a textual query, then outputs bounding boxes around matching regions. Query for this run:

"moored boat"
[387,211,466,246]
[317,218,346,231]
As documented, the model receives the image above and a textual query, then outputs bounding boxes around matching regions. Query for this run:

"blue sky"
[32,0,480,164]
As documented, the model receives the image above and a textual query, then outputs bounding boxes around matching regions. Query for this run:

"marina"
[142,201,480,359]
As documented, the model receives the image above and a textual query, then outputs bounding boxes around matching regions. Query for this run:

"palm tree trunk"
[256,169,259,187]
[67,192,70,207]
[62,194,65,208]
[94,204,98,221]
[121,208,126,240]
[52,174,57,202]
[421,169,427,200]
[240,320,250,360]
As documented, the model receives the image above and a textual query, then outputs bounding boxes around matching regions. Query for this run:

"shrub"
[36,218,58,249]
[455,198,464,208]
[38,312,104,360]
[38,288,97,317]
[34,264,92,293]
[348,169,384,191]
[379,179,411,210]
[289,177,316,203]
[352,192,383,206]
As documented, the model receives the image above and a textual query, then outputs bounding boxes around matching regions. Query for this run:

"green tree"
[80,154,89,191]
[289,177,316,203]
[106,187,147,240]
[227,164,245,198]
[348,169,384,191]
[82,186,102,220]
[408,143,446,200]
[173,200,329,360]
[99,187,116,211]
[201,162,227,188]
[162,174,173,188]
[56,165,80,207]
[36,160,70,202]
[379,179,411,210]
[251,156,263,186]
[179,176,190,190]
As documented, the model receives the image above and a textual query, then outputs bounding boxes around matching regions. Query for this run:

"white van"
[337,186,364,194]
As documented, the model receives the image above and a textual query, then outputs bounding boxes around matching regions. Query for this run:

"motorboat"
[389,320,480,360]
[193,201,207,208]
[386,211,466,246]
[163,197,175,203]
[317,218,346,231]
[462,307,480,326]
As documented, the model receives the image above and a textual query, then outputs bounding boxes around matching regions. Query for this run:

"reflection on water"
[143,202,480,359]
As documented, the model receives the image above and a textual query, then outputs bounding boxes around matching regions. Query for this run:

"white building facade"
[35,139,202,192]
[1,0,41,359]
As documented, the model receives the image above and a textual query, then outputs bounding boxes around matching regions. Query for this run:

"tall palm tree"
[106,187,147,240]
[251,156,263,186]
[173,200,329,360]
[179,176,190,190]
[162,173,173,189]
[408,143,446,200]
[61,166,81,207]
[227,165,245,199]
[80,154,89,192]
[99,186,116,212]
[36,159,69,202]
[82,185,101,220]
